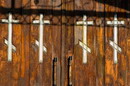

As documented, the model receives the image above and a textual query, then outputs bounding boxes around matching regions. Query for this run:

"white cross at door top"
[1,13,19,61]
[107,14,125,26]
[33,14,50,63]
[76,15,94,64]
[107,14,125,64]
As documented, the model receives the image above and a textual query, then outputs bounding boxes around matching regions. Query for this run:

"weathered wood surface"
[0,0,130,86]
[61,0,74,86]
[73,0,97,86]
[105,0,128,86]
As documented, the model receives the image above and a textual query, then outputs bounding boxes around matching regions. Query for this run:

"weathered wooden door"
[62,0,130,86]
[0,0,130,86]
[0,0,30,85]
[104,0,129,86]
[0,0,62,85]
[29,0,62,86]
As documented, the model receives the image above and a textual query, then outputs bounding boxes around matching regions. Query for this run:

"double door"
[0,0,130,86]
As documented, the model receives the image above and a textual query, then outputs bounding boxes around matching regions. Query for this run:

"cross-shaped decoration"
[33,14,50,63]
[107,14,125,64]
[1,13,19,61]
[76,15,93,64]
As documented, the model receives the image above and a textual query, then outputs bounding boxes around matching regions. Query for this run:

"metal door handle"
[52,58,58,86]
[68,56,72,86]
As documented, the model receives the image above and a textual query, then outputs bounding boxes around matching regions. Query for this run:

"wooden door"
[0,0,30,86]
[105,0,129,86]
[29,0,61,86]
[72,0,98,86]
[0,0,130,86]
[63,0,130,86]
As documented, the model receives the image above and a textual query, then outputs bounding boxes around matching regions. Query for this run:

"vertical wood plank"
[127,1,130,85]
[61,0,74,86]
[95,0,105,86]
[117,1,128,86]
[29,0,54,85]
[105,0,117,85]
[11,0,22,85]
[52,0,62,86]
[0,0,12,85]
[105,0,128,86]
[61,0,66,86]
[74,0,97,86]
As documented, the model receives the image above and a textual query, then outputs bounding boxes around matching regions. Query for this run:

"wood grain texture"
[127,1,130,86]
[74,0,97,86]
[61,0,74,86]
[29,0,62,86]
[30,2,52,86]
[0,0,130,86]
[105,0,128,86]
[52,0,62,86]
[95,0,105,86]
[0,0,13,85]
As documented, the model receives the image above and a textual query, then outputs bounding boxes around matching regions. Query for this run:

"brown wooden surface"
[0,0,130,86]
[73,0,97,86]
[126,1,130,86]
[61,0,74,86]
[30,0,52,86]
[0,0,11,85]
[95,0,105,86]
[105,0,128,86]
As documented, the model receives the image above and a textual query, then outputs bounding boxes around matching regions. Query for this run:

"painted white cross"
[107,14,125,64]
[76,15,93,64]
[1,13,19,61]
[33,14,50,63]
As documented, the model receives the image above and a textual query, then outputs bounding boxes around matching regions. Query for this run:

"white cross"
[107,14,125,64]
[33,14,50,63]
[1,13,19,61]
[76,15,93,64]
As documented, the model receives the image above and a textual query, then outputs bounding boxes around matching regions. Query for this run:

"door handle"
[68,56,72,86]
[52,58,58,86]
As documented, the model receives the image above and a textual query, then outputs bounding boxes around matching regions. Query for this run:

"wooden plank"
[105,3,118,86]
[52,0,62,86]
[10,0,22,85]
[105,1,117,85]
[74,0,97,86]
[12,23,22,86]
[30,5,44,86]
[0,0,12,85]
[127,38,130,86]
[61,0,74,86]
[61,0,66,86]
[117,1,127,86]
[105,0,128,86]
[127,1,130,86]
[0,23,12,85]
[95,0,105,86]
[29,0,54,85]
[17,0,30,86]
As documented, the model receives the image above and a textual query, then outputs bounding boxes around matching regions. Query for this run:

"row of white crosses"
[1,13,50,63]
[76,14,124,64]
[1,13,124,64]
